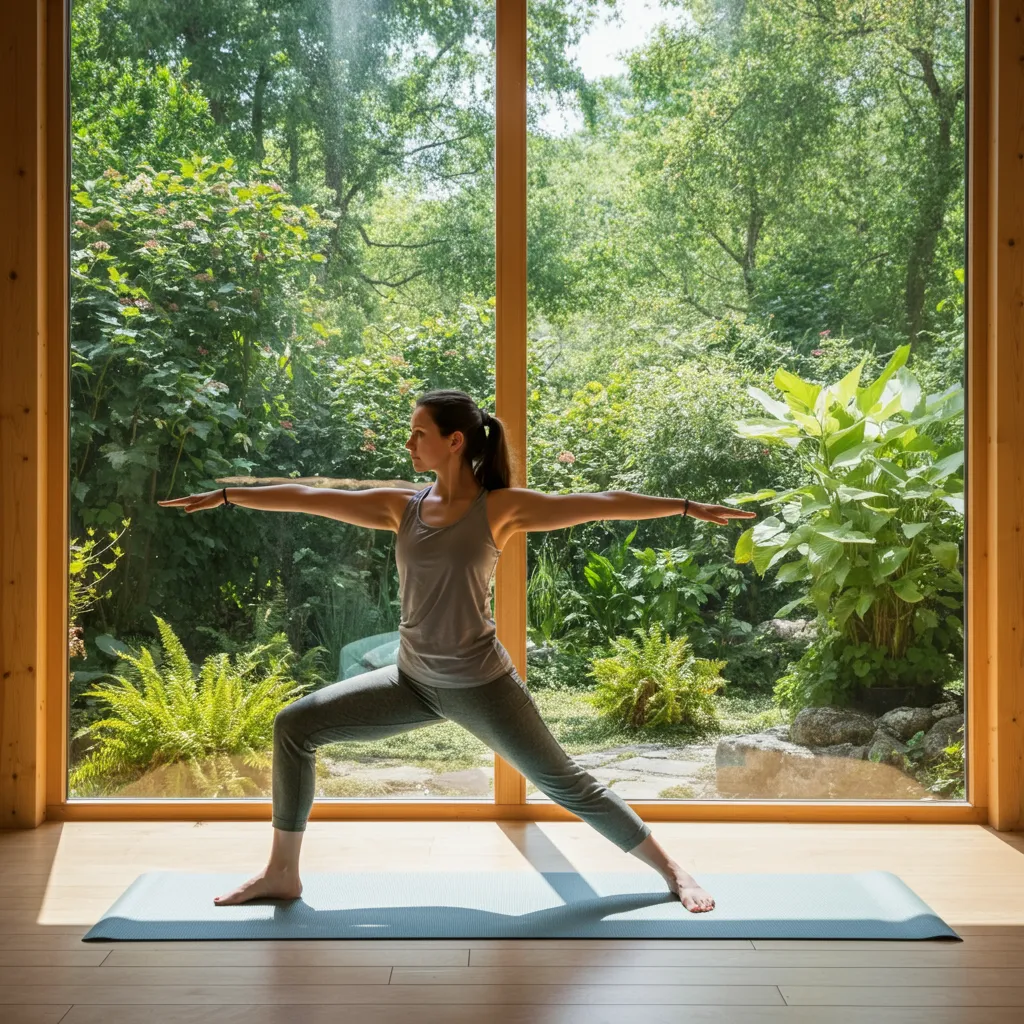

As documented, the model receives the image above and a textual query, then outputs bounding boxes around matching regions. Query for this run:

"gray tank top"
[395,484,516,687]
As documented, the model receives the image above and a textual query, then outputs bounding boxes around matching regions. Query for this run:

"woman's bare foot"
[667,870,715,913]
[213,867,303,906]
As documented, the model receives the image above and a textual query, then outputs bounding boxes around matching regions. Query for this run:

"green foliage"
[71,0,221,180]
[772,628,960,714]
[555,523,735,651]
[68,519,131,657]
[904,723,965,800]
[68,614,315,797]
[715,622,817,695]
[728,344,964,669]
[584,622,726,733]
[64,0,970,801]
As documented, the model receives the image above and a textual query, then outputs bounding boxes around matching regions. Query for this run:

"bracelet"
[222,486,235,508]
[683,498,689,517]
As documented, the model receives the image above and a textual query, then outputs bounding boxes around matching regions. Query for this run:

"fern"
[585,622,726,733]
[69,614,315,797]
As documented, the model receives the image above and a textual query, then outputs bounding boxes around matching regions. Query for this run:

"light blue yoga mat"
[82,869,960,941]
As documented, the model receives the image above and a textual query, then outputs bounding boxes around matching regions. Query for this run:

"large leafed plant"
[726,344,963,667]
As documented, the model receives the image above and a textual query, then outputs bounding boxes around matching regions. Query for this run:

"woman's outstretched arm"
[158,484,405,531]
[504,488,758,534]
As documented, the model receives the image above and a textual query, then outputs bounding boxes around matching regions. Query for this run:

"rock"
[930,701,962,724]
[790,706,877,747]
[877,706,936,743]
[815,742,868,760]
[866,729,909,768]
[754,618,817,642]
[922,714,965,762]
[715,731,930,799]
[763,724,792,741]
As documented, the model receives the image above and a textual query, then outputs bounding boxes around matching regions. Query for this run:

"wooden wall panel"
[0,0,52,828]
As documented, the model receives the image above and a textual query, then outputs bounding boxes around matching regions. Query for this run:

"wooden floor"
[1,820,1023,1024]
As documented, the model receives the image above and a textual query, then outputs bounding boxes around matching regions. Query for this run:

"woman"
[159,389,754,913]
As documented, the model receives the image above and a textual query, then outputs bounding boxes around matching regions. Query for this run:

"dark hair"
[414,389,514,491]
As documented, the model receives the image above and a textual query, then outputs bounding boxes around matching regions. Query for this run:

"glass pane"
[68,0,498,803]
[525,0,967,803]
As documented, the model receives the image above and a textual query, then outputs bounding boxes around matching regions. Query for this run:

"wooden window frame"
[1,0,1019,831]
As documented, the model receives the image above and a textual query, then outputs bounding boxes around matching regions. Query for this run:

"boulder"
[866,729,909,768]
[877,705,936,743]
[715,731,929,799]
[790,706,877,747]
[754,618,818,643]
[922,714,965,761]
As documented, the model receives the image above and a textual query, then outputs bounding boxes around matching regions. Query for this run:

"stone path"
[322,742,721,799]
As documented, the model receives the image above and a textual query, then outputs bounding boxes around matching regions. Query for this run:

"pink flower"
[193,272,214,283]
[167,302,179,312]
[360,441,376,452]
[73,219,91,229]
[812,348,824,356]
[280,419,293,430]
[206,300,219,310]
[819,329,830,337]
[90,240,110,252]
[143,239,160,249]
[557,451,576,464]
[314,338,327,347]
[197,346,208,355]
[102,167,121,179]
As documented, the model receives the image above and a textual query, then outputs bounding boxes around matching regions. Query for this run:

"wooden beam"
[1,0,60,828]
[981,0,1024,829]
[493,0,528,807]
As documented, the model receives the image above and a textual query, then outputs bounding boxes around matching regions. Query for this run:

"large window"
[67,0,966,809]
[524,0,967,804]
[67,0,502,800]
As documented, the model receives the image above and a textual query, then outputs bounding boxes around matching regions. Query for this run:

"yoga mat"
[82,869,960,941]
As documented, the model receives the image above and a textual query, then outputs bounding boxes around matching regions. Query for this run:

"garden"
[66,0,967,803]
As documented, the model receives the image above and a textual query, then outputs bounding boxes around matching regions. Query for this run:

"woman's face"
[405,406,464,469]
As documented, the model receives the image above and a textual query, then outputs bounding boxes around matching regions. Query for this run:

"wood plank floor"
[1,820,1022,1024]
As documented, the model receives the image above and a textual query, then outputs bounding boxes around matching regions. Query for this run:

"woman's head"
[406,389,513,490]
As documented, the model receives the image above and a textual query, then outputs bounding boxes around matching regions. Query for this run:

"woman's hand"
[686,501,758,526]
[157,489,227,513]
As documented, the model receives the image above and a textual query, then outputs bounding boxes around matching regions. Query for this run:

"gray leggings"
[271,662,653,854]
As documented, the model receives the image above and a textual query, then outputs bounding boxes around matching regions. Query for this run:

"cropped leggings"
[271,662,653,854]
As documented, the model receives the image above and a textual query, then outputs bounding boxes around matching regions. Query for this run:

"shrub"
[584,622,726,733]
[69,613,315,797]
[727,343,964,683]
